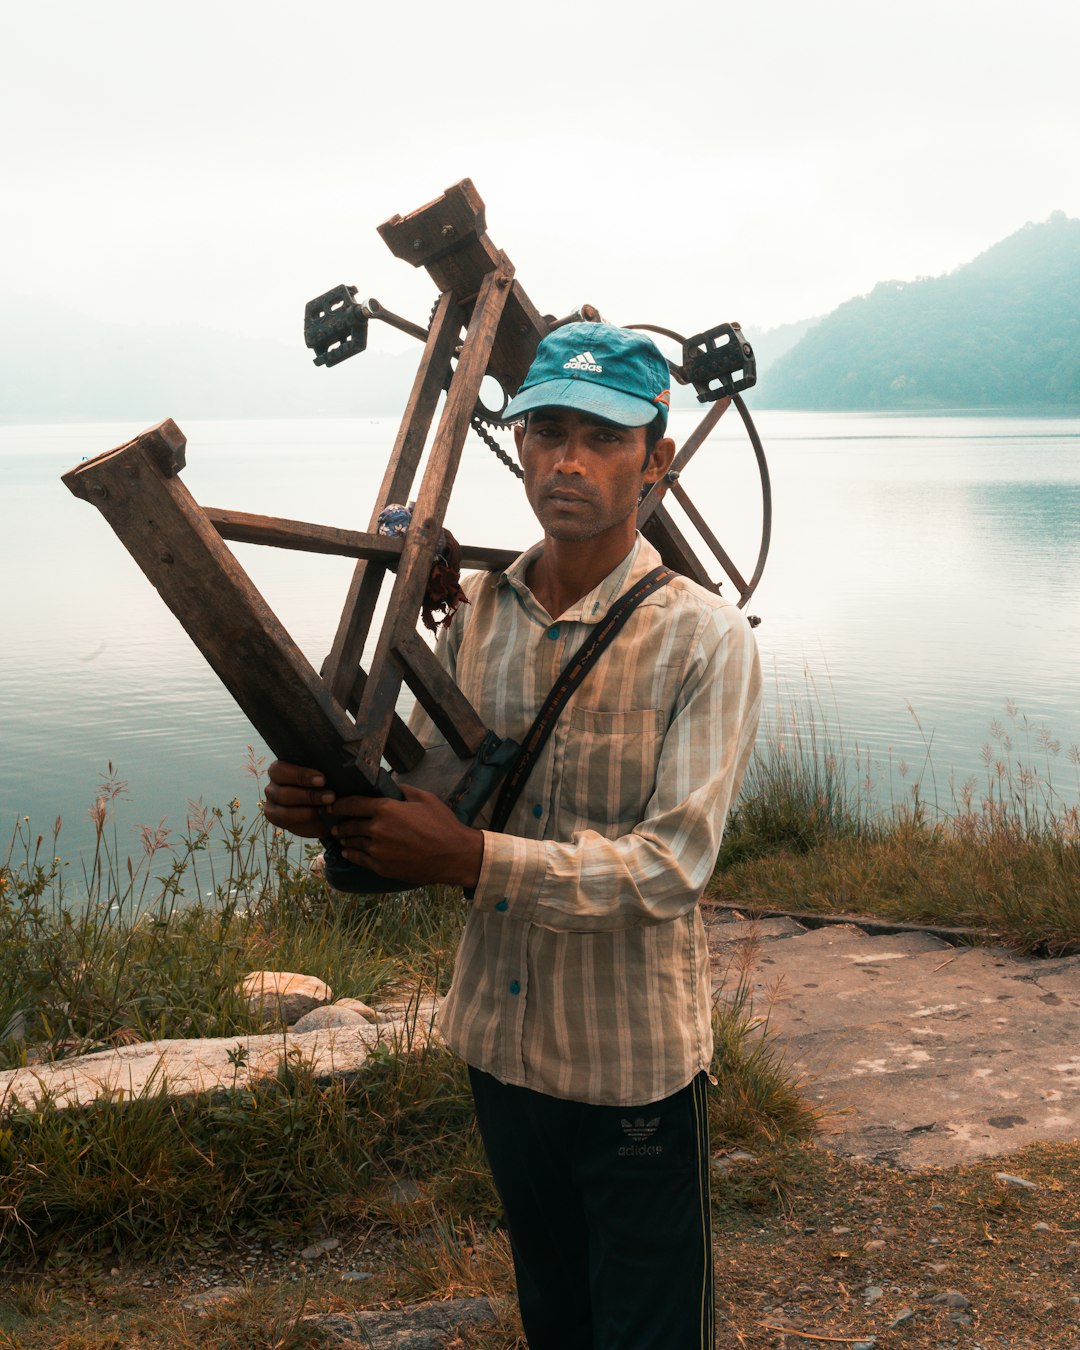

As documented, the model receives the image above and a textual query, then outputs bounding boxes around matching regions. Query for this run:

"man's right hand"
[262,761,338,838]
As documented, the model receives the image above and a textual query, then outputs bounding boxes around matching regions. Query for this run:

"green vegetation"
[0,777,440,1067]
[761,211,1080,409]
[0,779,817,1272]
[713,695,1080,955]
[1,722,1078,1346]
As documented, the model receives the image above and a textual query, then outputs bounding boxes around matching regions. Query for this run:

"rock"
[241,971,332,1025]
[931,1290,971,1309]
[180,1285,246,1314]
[0,992,443,1114]
[712,1147,758,1173]
[887,1307,916,1329]
[308,1314,366,1345]
[864,1285,884,1304]
[1032,1220,1052,1231]
[852,1341,877,1350]
[300,1237,340,1261]
[306,1297,494,1348]
[387,1178,423,1206]
[994,1172,1038,1190]
[0,1025,379,1113]
[291,1006,368,1034]
[370,994,441,1033]
[334,997,379,1022]
[340,1270,375,1283]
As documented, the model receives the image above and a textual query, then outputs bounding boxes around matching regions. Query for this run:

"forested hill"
[760,212,1080,410]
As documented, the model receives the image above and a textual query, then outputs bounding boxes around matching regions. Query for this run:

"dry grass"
[714,695,1080,954]
[3,1142,1076,1348]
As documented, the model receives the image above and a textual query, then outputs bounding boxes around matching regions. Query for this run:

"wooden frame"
[62,179,758,801]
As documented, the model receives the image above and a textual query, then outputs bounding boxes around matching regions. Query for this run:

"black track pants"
[468,1066,715,1350]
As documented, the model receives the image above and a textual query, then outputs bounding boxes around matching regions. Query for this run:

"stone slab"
[308,1297,495,1348]
[707,916,809,945]
[0,999,440,1113]
[706,912,1080,1168]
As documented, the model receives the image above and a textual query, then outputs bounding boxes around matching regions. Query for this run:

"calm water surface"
[2,410,1078,866]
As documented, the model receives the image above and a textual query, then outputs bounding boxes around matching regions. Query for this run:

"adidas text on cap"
[504,322,671,430]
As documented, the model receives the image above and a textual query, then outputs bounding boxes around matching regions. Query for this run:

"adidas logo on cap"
[563,351,603,373]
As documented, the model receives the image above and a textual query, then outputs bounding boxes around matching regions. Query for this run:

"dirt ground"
[2,1141,1077,1349]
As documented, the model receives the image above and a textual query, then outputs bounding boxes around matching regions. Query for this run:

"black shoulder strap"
[488,565,674,833]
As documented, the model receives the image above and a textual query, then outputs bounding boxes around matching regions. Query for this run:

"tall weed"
[716,688,1080,951]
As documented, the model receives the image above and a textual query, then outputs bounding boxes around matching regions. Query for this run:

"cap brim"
[503,377,664,428]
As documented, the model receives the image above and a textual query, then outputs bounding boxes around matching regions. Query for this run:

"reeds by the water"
[0,758,817,1265]
[714,686,1080,954]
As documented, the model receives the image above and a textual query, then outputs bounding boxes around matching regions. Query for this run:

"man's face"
[514,408,666,543]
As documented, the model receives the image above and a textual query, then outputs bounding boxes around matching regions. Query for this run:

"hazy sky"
[4,0,1077,352]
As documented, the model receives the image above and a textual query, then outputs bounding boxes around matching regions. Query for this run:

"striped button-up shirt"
[410,534,761,1107]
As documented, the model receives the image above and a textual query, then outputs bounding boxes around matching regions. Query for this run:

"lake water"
[2,408,1079,867]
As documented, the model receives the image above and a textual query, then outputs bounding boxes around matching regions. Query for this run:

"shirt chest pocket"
[556,707,667,833]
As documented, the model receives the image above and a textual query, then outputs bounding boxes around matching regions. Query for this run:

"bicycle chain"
[471,412,523,481]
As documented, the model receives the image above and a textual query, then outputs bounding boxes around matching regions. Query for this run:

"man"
[264,322,762,1349]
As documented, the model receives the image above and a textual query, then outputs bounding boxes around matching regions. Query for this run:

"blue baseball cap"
[504,322,671,429]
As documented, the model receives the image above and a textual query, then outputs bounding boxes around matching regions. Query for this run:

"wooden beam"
[638,397,731,528]
[205,508,517,572]
[323,290,465,707]
[378,179,547,403]
[207,509,404,562]
[395,631,489,759]
[641,502,719,593]
[352,263,514,781]
[61,421,396,799]
[669,480,750,600]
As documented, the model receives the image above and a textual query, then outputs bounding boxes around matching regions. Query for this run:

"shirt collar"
[496,533,665,625]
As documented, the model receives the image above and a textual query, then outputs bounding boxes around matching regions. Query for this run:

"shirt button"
[531,803,543,819]
[509,980,521,996]
[495,899,508,912]
[547,625,560,639]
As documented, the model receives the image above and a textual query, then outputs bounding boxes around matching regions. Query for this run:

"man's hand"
[330,786,484,890]
[263,761,338,839]
[263,762,484,889]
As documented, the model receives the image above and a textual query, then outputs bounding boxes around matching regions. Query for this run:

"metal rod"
[362,297,430,343]
[732,393,772,605]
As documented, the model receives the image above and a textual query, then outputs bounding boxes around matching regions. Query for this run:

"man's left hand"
[330,786,484,890]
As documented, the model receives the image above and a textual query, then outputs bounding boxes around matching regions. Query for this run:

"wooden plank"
[637,397,731,528]
[340,665,425,774]
[61,422,396,799]
[670,480,751,600]
[641,502,719,593]
[324,290,464,706]
[207,509,404,562]
[379,180,547,402]
[352,263,514,781]
[378,179,489,270]
[395,631,489,759]
[206,508,516,572]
